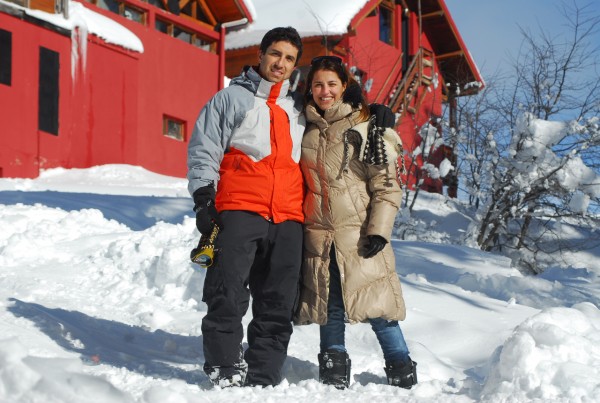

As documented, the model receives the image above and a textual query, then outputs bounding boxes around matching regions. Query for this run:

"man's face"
[258,41,299,83]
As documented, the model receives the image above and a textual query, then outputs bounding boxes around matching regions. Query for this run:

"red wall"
[0,12,73,177]
[0,2,221,179]
[133,26,219,177]
[68,36,139,170]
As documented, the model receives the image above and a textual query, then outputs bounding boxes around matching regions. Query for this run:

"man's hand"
[364,235,387,258]
[193,185,222,235]
[369,104,395,128]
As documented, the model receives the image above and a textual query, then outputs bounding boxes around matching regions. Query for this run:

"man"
[187,27,305,388]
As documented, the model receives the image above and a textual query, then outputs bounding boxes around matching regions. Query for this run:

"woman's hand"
[364,235,387,258]
[368,104,395,128]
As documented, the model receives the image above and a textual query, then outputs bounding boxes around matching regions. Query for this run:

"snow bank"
[482,303,600,401]
[0,337,134,402]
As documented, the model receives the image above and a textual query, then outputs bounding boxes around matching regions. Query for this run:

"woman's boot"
[384,359,417,389]
[318,349,351,389]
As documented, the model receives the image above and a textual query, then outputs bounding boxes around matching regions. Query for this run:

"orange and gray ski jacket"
[187,67,306,223]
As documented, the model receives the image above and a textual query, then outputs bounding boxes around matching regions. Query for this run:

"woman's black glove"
[364,235,387,258]
[369,104,395,128]
[343,82,365,108]
[193,185,222,235]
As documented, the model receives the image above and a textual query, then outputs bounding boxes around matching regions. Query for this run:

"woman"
[294,56,417,389]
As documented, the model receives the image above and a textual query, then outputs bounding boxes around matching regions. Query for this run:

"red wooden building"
[1,0,482,196]
[226,0,484,196]
[0,0,253,178]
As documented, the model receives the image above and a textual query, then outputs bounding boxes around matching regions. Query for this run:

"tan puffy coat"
[294,99,406,325]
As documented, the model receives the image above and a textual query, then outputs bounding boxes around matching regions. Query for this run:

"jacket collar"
[305,100,360,129]
[232,66,291,101]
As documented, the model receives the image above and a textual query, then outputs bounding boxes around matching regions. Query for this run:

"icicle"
[70,27,88,81]
[70,2,89,82]
[70,28,79,80]
[78,24,89,75]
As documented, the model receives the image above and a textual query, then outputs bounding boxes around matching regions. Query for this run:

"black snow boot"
[318,349,351,389]
[384,359,417,389]
[203,361,248,388]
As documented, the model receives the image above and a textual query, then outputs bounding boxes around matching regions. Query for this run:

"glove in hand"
[369,104,395,128]
[193,185,222,235]
[364,235,387,258]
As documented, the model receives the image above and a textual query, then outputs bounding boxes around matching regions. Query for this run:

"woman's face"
[310,69,347,111]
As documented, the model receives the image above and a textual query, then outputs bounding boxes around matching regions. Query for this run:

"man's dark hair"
[259,27,303,64]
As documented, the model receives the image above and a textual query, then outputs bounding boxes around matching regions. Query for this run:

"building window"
[123,4,145,23]
[155,19,169,34]
[379,1,395,46]
[90,0,211,26]
[156,18,215,52]
[0,29,11,86]
[163,116,185,141]
[401,10,409,73]
[93,0,120,14]
[192,36,211,51]
[90,0,146,24]
[39,47,60,135]
[174,26,192,44]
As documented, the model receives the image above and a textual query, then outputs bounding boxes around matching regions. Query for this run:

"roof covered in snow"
[225,0,370,50]
[0,0,143,52]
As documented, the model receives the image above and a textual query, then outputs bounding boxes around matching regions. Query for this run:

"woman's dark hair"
[304,57,370,122]
[259,27,303,64]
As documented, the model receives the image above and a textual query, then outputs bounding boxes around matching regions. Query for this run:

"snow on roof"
[0,0,143,53]
[241,0,257,22]
[226,0,370,50]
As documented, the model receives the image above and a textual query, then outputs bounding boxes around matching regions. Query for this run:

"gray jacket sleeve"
[186,88,242,196]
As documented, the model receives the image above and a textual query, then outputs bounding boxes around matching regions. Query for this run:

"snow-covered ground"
[0,165,599,402]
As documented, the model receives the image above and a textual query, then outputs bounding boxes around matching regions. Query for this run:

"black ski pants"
[201,210,302,386]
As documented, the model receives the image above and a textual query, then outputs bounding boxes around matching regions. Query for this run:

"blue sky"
[444,0,600,78]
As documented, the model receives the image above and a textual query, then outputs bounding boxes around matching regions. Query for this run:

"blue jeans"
[320,248,411,363]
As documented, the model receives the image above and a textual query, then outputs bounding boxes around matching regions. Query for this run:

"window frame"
[163,115,186,141]
[155,17,216,52]
[38,46,60,136]
[378,0,396,47]
[0,29,11,86]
